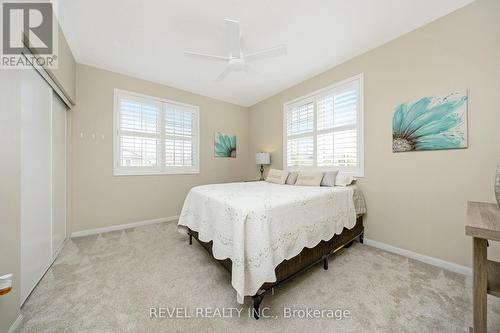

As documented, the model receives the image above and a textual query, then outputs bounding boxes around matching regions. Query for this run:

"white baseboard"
[71,216,179,238]
[8,314,23,333]
[364,238,472,276]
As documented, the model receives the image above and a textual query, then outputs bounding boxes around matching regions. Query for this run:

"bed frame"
[187,215,364,319]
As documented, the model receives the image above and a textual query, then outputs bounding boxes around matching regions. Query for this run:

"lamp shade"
[255,152,270,165]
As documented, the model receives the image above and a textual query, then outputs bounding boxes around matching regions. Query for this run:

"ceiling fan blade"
[215,66,233,82]
[225,19,241,58]
[184,51,230,62]
[245,44,287,62]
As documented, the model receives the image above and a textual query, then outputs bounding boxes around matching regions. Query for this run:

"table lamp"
[255,152,271,181]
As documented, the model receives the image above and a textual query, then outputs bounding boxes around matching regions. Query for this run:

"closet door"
[51,92,67,257]
[20,67,53,304]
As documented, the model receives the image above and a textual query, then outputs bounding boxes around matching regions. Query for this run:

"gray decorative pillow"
[286,172,298,185]
[321,171,339,187]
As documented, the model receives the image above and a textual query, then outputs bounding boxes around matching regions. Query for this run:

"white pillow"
[335,174,355,186]
[266,169,289,184]
[295,172,323,186]
[321,171,339,187]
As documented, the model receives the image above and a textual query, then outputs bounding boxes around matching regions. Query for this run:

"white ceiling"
[57,0,473,107]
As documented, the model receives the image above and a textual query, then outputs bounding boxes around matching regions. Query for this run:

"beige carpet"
[20,222,500,332]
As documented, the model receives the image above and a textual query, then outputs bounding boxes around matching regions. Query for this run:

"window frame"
[113,89,200,176]
[282,74,364,177]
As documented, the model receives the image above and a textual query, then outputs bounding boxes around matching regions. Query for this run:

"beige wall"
[71,64,249,232]
[248,0,500,267]
[0,71,21,333]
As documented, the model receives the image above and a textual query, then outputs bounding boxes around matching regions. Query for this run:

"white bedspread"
[177,181,356,303]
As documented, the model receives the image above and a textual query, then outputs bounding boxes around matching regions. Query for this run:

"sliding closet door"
[51,92,67,257]
[20,67,53,303]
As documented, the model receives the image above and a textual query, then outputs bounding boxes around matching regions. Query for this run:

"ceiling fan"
[184,19,287,81]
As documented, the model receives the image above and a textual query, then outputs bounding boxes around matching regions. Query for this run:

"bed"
[177,181,366,319]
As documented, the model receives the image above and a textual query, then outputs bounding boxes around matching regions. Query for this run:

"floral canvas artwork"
[392,92,467,152]
[214,132,237,157]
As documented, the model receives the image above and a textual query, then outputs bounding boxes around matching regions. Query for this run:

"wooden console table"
[466,201,500,333]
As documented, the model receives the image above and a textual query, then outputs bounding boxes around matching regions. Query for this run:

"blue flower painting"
[393,92,467,152]
[214,132,237,157]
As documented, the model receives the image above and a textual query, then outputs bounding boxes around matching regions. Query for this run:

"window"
[283,74,363,176]
[113,89,199,175]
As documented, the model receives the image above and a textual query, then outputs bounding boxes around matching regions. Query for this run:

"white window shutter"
[165,104,196,167]
[114,90,199,175]
[287,136,314,166]
[332,88,358,168]
[287,102,314,136]
[118,96,160,168]
[283,75,363,176]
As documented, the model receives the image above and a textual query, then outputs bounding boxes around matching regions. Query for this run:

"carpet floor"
[20,222,500,332]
